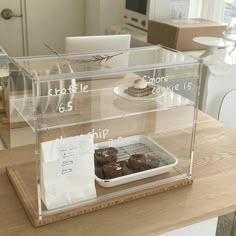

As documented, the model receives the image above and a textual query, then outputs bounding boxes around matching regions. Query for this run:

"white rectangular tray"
[94,135,178,188]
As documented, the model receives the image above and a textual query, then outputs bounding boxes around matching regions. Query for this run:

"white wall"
[150,0,190,20]
[85,0,100,35]
[189,0,202,18]
[100,0,125,34]
[26,0,85,55]
[85,0,124,35]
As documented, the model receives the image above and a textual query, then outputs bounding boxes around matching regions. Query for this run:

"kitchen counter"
[0,112,236,236]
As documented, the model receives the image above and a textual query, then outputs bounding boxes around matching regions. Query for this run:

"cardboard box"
[147,19,227,51]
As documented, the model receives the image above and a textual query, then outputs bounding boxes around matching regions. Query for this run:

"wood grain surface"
[6,163,192,227]
[1,112,236,235]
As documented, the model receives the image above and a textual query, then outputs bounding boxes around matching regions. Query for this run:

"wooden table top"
[0,112,236,236]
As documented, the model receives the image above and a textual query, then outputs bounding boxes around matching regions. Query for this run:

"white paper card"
[41,134,97,210]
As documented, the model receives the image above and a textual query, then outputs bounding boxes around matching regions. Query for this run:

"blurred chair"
[65,34,131,71]
[218,90,236,236]
[218,90,236,129]
[65,34,131,53]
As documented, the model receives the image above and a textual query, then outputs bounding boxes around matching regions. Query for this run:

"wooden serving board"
[6,161,192,227]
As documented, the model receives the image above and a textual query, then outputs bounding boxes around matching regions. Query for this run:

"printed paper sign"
[41,134,97,210]
[57,147,78,176]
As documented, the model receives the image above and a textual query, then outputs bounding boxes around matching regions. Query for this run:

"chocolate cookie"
[102,161,129,179]
[128,154,159,171]
[94,147,118,165]
[125,86,153,97]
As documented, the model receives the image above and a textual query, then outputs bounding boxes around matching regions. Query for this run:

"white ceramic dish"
[113,83,165,101]
[95,135,178,188]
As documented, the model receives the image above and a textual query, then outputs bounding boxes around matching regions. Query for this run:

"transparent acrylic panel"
[35,68,199,216]
[8,62,35,148]
[0,49,10,148]
[9,46,201,219]
[13,46,197,79]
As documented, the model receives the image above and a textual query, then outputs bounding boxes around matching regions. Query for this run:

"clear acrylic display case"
[0,47,10,148]
[7,46,201,226]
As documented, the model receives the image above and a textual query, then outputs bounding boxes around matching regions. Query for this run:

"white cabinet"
[160,218,218,236]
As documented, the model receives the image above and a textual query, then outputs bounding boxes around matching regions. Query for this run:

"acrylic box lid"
[11,45,199,82]
[9,45,200,132]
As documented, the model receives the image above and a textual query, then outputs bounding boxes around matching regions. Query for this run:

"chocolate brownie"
[94,147,118,165]
[128,154,159,171]
[102,161,129,179]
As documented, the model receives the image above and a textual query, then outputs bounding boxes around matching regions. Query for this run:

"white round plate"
[193,36,234,47]
[113,83,165,101]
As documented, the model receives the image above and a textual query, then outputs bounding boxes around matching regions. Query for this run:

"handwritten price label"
[48,83,88,96]
[58,147,78,176]
[58,101,73,113]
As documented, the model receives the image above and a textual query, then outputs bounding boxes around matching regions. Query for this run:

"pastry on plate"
[125,78,153,97]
